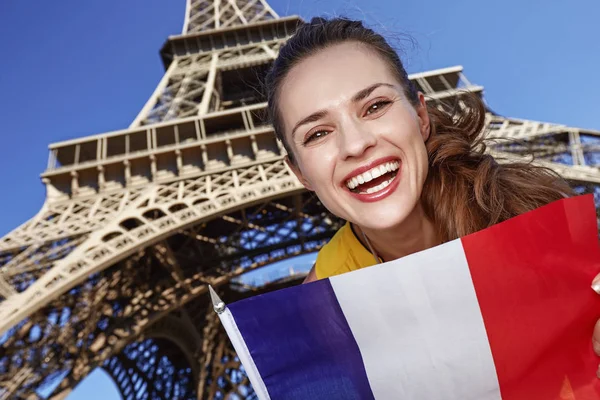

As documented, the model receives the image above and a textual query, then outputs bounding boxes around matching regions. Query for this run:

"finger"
[593,319,600,356]
[592,273,600,295]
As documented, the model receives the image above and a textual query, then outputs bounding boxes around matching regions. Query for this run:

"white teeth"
[345,161,400,190]
[364,177,394,194]
[371,168,382,180]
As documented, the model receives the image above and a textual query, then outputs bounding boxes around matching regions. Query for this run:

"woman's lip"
[346,165,401,203]
[341,156,400,185]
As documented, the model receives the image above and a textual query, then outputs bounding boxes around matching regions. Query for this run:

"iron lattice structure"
[1,0,600,399]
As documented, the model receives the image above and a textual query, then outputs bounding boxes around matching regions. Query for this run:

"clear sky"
[0,0,598,398]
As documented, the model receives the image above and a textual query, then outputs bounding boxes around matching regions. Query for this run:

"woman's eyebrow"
[291,110,329,139]
[351,82,395,103]
[291,83,395,138]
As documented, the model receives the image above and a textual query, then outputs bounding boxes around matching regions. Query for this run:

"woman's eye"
[365,100,392,116]
[304,130,329,145]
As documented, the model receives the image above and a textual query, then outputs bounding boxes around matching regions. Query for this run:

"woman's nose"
[338,120,377,160]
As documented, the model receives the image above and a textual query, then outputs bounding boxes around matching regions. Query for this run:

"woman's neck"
[356,203,439,262]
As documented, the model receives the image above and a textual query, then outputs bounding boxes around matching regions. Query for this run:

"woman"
[264,17,600,374]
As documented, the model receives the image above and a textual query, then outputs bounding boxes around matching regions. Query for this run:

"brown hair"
[265,17,572,242]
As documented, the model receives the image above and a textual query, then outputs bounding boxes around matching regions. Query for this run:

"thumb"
[592,273,600,295]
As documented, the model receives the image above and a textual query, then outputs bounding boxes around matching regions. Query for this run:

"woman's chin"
[351,207,414,232]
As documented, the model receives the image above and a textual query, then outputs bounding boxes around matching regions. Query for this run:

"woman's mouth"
[345,160,399,194]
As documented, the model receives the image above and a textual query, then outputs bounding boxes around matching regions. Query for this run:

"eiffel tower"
[2,0,600,399]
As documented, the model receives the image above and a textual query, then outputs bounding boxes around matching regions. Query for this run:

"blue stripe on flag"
[228,278,375,400]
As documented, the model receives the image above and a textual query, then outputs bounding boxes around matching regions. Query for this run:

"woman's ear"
[416,92,431,142]
[285,156,314,191]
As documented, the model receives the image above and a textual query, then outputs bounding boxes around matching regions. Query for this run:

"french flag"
[211,195,600,399]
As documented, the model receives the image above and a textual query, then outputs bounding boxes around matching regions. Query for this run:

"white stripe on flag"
[218,307,271,400]
[330,239,502,400]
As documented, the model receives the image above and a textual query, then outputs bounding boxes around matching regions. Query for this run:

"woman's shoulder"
[314,222,376,279]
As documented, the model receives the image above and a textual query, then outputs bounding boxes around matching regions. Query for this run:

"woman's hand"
[592,273,600,377]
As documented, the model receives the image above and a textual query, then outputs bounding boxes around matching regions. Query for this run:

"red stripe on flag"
[462,195,600,400]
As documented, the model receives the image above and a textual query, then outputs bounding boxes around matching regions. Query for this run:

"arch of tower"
[1,0,599,399]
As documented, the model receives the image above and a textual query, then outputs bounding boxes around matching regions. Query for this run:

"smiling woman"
[263,16,600,376]
[266,18,570,274]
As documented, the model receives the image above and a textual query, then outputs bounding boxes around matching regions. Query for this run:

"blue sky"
[0,0,598,398]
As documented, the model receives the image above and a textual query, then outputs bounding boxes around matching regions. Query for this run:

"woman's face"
[279,42,431,231]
